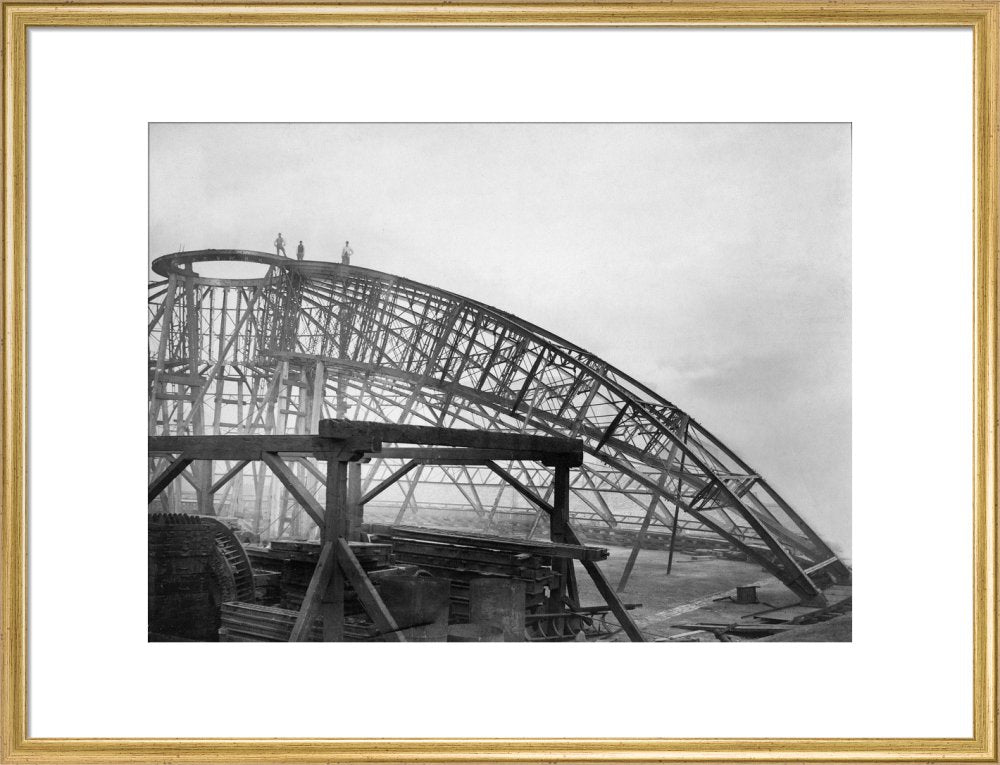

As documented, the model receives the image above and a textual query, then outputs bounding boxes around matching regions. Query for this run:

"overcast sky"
[149,123,851,557]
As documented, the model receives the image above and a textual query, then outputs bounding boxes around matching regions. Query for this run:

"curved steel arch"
[149,250,850,600]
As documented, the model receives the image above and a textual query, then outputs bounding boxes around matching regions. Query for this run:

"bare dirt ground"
[755,614,852,642]
[574,544,851,642]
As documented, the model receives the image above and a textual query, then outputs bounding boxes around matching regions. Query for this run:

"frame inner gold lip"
[2,4,996,762]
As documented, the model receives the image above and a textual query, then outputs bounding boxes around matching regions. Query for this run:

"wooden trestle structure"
[148,419,645,642]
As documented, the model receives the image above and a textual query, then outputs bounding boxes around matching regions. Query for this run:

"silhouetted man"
[341,241,353,265]
[296,241,305,260]
[274,233,287,257]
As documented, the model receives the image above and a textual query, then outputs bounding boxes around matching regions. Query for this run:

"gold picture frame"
[2,3,997,762]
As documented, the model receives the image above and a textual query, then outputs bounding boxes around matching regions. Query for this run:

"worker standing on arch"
[274,233,287,257]
[341,241,353,265]
[296,241,305,260]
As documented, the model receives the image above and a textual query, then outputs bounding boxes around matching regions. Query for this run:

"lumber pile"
[252,570,281,604]
[218,602,379,642]
[247,540,392,611]
[366,525,608,623]
[366,525,608,561]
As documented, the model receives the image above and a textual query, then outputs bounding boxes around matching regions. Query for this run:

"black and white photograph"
[147,122,852,644]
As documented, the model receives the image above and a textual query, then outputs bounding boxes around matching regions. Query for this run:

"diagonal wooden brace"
[289,541,336,642]
[148,454,193,503]
[209,459,251,494]
[261,451,324,526]
[335,539,405,642]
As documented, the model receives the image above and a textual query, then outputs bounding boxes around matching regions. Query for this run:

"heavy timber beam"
[369,447,581,466]
[319,418,582,454]
[148,435,377,461]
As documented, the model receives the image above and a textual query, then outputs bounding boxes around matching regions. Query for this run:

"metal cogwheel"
[195,516,256,604]
[148,512,203,526]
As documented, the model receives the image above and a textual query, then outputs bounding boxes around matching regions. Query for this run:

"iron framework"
[148,250,850,601]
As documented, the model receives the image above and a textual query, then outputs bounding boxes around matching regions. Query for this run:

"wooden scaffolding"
[148,418,644,642]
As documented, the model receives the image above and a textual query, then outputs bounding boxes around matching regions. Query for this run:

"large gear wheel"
[196,515,256,604]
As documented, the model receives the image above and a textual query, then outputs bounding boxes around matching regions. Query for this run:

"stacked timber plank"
[266,539,391,566]
[218,602,379,642]
[252,570,282,604]
[366,525,609,562]
[246,540,392,611]
[365,525,608,623]
[246,544,283,571]
[237,539,416,641]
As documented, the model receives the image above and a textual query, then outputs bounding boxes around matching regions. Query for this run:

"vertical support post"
[273,360,291,534]
[252,463,266,535]
[291,380,310,537]
[195,464,214,515]
[565,559,580,609]
[666,505,682,574]
[258,364,284,530]
[182,264,214,516]
[337,306,350,418]
[170,477,182,513]
[321,458,348,641]
[666,450,688,575]
[148,273,177,431]
[549,462,570,612]
[310,360,325,433]
[212,289,228,436]
[296,361,326,539]
[235,369,246,520]
[347,461,363,541]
